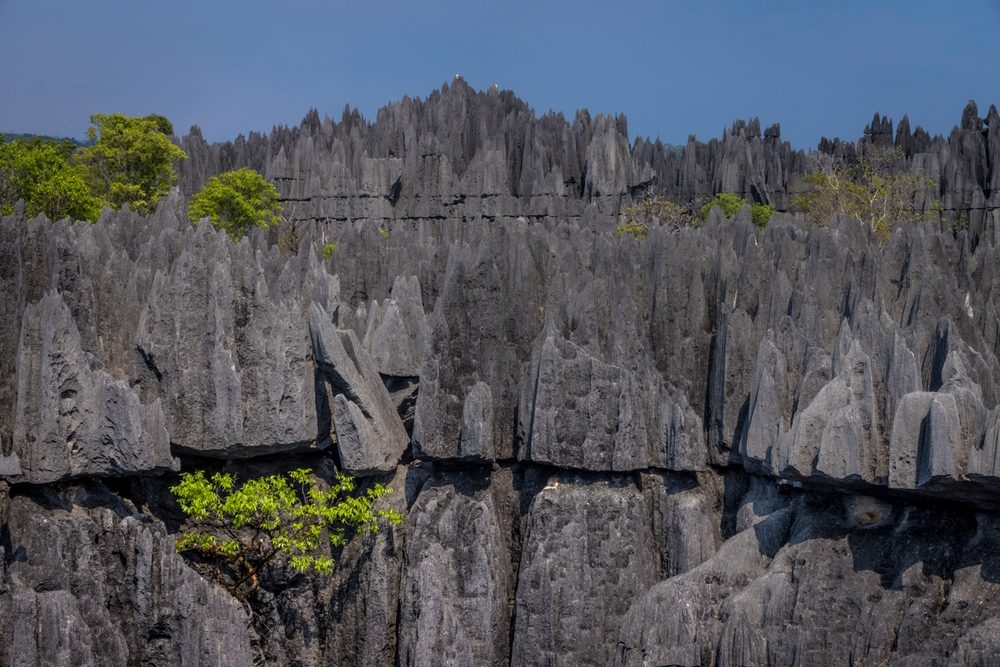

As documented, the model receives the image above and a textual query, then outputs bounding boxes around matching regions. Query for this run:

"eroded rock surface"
[510,476,658,667]
[310,303,409,475]
[0,484,252,666]
[2,89,1000,666]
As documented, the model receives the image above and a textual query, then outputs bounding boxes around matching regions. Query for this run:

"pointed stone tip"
[962,100,981,130]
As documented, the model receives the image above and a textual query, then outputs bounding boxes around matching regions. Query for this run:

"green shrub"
[322,242,337,259]
[615,221,651,239]
[171,468,401,599]
[750,203,776,228]
[188,168,283,239]
[699,193,747,220]
[952,210,969,235]
[699,193,776,228]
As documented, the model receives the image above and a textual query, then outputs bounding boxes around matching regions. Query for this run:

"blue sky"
[1,0,998,149]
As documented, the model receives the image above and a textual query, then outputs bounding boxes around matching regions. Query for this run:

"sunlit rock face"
[2,88,1000,665]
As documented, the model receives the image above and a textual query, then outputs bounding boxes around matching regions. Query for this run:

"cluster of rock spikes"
[1,82,1000,665]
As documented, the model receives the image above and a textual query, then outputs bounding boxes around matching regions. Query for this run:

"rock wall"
[2,89,1000,665]
[177,80,1000,243]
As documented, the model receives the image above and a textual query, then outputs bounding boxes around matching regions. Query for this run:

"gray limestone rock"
[136,224,324,457]
[771,328,880,483]
[889,391,964,489]
[0,485,252,666]
[613,503,795,667]
[411,228,545,462]
[740,334,790,471]
[10,293,177,483]
[398,473,511,667]
[459,381,494,461]
[177,84,997,249]
[510,476,658,667]
[309,303,409,475]
[968,408,1000,480]
[642,471,721,577]
[362,275,429,377]
[2,89,1000,667]
[940,351,989,458]
[614,490,1000,667]
[519,331,706,472]
[520,333,634,470]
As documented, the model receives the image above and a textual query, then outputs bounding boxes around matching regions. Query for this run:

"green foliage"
[616,190,698,239]
[699,193,747,220]
[0,136,102,221]
[171,468,401,598]
[791,147,938,244]
[615,221,651,240]
[322,242,337,259]
[952,210,969,235]
[750,203,776,228]
[698,193,775,229]
[378,227,391,239]
[188,168,283,239]
[4,133,89,150]
[948,200,970,235]
[78,113,187,214]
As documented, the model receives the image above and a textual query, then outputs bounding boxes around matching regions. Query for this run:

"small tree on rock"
[699,192,775,229]
[170,468,401,599]
[188,168,283,239]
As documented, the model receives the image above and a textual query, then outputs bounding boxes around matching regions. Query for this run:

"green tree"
[750,203,776,228]
[188,168,283,239]
[699,193,775,229]
[78,113,187,214]
[0,137,102,221]
[699,192,747,220]
[171,468,401,599]
[791,147,937,243]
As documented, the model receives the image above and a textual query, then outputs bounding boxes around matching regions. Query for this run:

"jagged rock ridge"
[178,81,1000,244]
[1,93,1000,666]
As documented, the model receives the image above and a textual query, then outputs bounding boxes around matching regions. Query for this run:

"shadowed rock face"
[510,476,658,667]
[0,484,252,667]
[613,498,1000,667]
[2,91,1000,666]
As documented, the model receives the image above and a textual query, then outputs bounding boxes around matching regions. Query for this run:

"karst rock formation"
[2,80,1000,666]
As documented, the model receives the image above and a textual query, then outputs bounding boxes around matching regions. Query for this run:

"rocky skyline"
[1,85,1000,665]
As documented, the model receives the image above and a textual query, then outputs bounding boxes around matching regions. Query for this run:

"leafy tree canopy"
[171,468,401,599]
[699,192,775,229]
[78,113,187,215]
[0,136,102,221]
[750,203,776,228]
[699,192,747,220]
[188,168,283,239]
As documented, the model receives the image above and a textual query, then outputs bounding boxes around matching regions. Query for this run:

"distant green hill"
[3,132,91,146]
